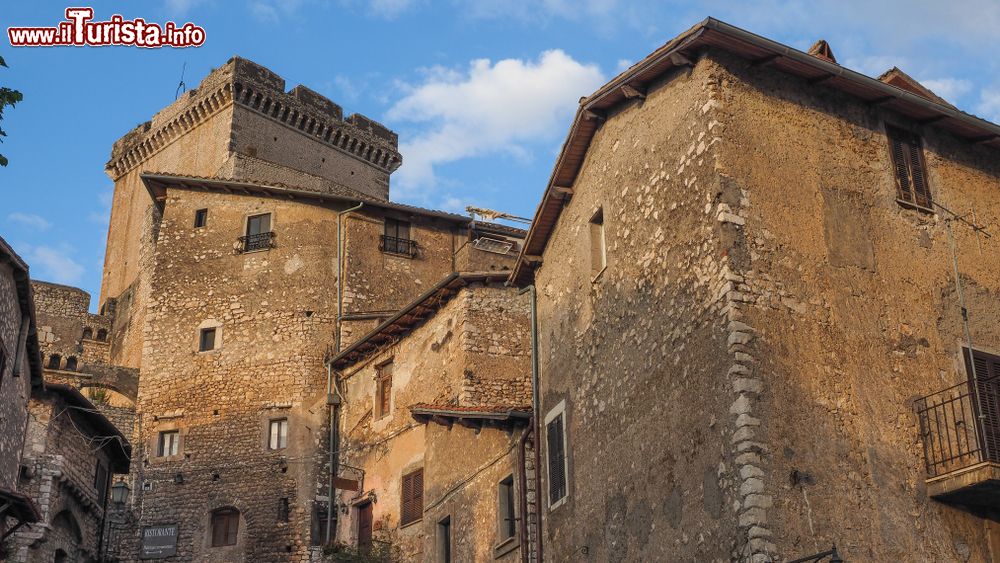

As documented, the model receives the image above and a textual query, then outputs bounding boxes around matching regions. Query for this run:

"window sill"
[895,198,934,214]
[381,250,416,259]
[197,348,221,355]
[241,247,272,255]
[549,496,567,513]
[494,536,518,558]
[399,518,422,529]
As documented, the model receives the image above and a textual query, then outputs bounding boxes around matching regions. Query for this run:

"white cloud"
[387,50,604,198]
[7,212,51,231]
[977,90,1000,122]
[371,0,417,18]
[22,244,85,285]
[164,0,206,17]
[920,78,973,104]
[615,58,632,72]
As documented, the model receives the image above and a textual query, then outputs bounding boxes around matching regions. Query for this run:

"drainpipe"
[518,284,543,563]
[328,201,362,544]
[516,426,531,563]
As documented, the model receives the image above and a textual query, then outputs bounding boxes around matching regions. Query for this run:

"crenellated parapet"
[105,56,401,180]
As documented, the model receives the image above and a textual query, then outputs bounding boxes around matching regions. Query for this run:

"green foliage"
[322,540,404,563]
[0,55,25,167]
[88,387,111,405]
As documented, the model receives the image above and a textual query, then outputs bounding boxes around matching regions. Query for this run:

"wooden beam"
[971,134,1000,145]
[553,186,574,199]
[522,254,543,265]
[583,109,606,122]
[668,52,694,67]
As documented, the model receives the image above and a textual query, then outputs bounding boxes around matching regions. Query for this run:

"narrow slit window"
[546,408,568,507]
[589,208,606,278]
[437,516,451,563]
[376,362,393,418]
[199,327,217,352]
[194,208,209,228]
[498,475,516,542]
[887,126,932,210]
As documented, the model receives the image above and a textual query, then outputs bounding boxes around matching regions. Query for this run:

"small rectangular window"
[199,328,217,352]
[437,516,452,563]
[269,418,288,450]
[887,126,932,210]
[381,219,416,256]
[589,208,606,278]
[0,344,7,378]
[498,475,516,542]
[194,208,208,228]
[376,362,393,418]
[211,509,239,547]
[278,497,290,522]
[158,430,179,457]
[546,408,568,507]
[401,468,424,526]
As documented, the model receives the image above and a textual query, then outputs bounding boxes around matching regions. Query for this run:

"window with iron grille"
[376,362,393,418]
[381,218,417,257]
[158,430,180,457]
[545,403,568,507]
[400,468,424,525]
[240,213,274,252]
[194,208,208,228]
[210,508,239,547]
[887,126,932,210]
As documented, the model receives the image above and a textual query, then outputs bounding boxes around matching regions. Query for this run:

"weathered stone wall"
[336,282,530,560]
[0,261,31,493]
[532,55,744,561]
[713,48,1000,561]
[12,390,123,563]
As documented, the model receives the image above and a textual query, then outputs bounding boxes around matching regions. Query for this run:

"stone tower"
[100,57,401,369]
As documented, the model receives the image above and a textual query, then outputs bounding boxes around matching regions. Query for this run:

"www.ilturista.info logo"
[8,7,205,48]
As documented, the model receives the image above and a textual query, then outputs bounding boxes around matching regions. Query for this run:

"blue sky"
[2,1,999,309]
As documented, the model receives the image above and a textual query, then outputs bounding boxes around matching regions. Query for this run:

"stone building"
[10,383,131,563]
[327,271,534,561]
[91,56,526,562]
[511,17,1000,563]
[0,236,43,548]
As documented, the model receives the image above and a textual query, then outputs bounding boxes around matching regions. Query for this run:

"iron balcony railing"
[238,231,275,253]
[916,375,1000,478]
[380,235,418,258]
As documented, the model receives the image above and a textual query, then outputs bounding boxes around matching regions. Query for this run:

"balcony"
[916,375,1000,506]
[380,235,418,258]
[238,231,275,253]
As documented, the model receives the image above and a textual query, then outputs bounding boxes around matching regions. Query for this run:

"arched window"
[47,354,62,370]
[82,327,93,340]
[96,329,108,342]
[65,357,78,371]
[210,508,240,547]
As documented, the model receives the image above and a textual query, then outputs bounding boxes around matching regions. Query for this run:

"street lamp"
[110,480,130,507]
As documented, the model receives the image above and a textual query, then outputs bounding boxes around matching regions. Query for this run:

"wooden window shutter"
[887,126,932,209]
[401,469,423,525]
[547,414,566,504]
[965,349,1000,459]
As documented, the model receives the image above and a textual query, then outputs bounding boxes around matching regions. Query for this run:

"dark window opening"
[96,328,108,342]
[401,468,424,526]
[65,356,78,371]
[199,328,217,352]
[311,502,333,546]
[82,327,94,340]
[278,497,290,522]
[547,413,567,505]
[194,208,209,228]
[47,354,61,370]
[437,516,452,563]
[887,126,932,210]
[498,475,516,541]
[381,218,417,257]
[211,508,240,547]
[0,345,7,378]
[95,462,109,504]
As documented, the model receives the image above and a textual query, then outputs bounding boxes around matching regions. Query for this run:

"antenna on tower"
[175,62,187,100]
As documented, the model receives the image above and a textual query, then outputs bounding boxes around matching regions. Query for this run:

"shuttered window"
[887,126,932,210]
[376,362,393,418]
[965,348,1000,458]
[400,468,424,525]
[211,508,240,547]
[547,413,567,506]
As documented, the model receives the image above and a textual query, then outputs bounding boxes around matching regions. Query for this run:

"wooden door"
[357,502,373,552]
